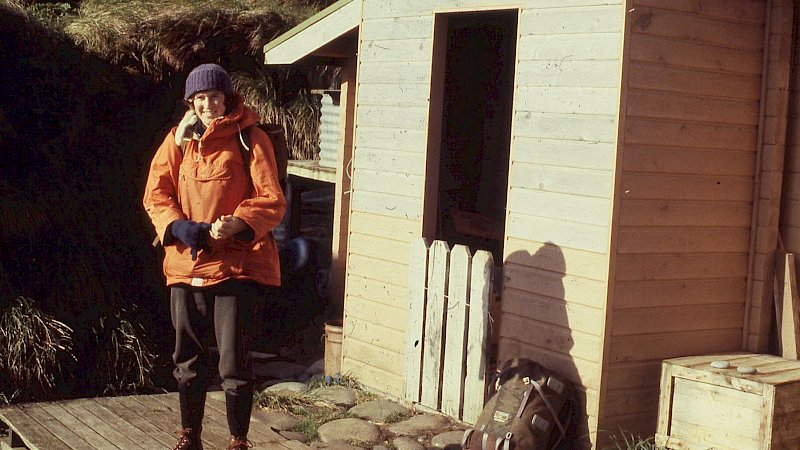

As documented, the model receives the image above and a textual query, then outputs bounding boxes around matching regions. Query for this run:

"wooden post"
[441,245,471,418]
[421,240,450,409]
[405,238,429,403]
[463,250,493,424]
[781,253,800,359]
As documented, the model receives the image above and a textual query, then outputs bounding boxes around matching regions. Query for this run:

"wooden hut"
[264,0,799,447]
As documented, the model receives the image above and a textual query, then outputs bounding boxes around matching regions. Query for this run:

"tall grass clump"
[93,310,156,395]
[0,297,75,393]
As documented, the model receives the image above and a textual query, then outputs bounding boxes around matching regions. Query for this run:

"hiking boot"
[225,436,253,450]
[173,427,203,450]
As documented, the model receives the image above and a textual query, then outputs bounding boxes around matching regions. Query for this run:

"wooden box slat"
[656,353,800,450]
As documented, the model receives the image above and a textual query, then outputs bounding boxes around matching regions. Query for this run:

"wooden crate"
[656,353,800,450]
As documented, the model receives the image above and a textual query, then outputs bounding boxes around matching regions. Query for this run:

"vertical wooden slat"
[441,245,471,418]
[462,250,493,424]
[405,237,429,402]
[781,253,800,359]
[421,240,450,409]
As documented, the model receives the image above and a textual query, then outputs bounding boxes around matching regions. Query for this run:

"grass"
[602,429,663,450]
[0,297,74,391]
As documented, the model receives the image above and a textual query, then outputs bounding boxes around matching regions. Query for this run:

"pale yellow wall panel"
[519,5,623,35]
[348,232,411,263]
[512,137,616,171]
[345,316,406,356]
[355,125,427,152]
[510,163,613,198]
[350,190,421,221]
[503,289,605,337]
[341,357,404,398]
[504,237,609,282]
[359,38,431,63]
[360,16,432,40]
[514,111,618,143]
[358,61,431,84]
[357,105,428,131]
[353,147,424,176]
[358,83,430,107]
[352,169,423,198]
[507,213,609,254]
[349,211,419,241]
[517,60,621,88]
[346,275,408,313]
[516,86,620,116]
[348,253,409,288]
[508,188,611,227]
[503,263,607,309]
[519,33,622,62]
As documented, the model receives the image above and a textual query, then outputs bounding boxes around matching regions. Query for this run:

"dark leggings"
[170,280,262,436]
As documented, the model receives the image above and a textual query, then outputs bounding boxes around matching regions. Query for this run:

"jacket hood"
[203,93,260,140]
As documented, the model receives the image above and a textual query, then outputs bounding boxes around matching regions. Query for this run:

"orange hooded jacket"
[143,95,287,288]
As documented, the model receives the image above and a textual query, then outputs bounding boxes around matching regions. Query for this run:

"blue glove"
[169,220,211,261]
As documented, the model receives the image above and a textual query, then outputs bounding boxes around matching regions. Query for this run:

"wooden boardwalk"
[0,391,311,450]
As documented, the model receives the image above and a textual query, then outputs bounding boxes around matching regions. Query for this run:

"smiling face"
[191,90,227,127]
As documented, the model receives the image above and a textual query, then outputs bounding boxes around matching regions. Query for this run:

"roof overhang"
[264,0,360,65]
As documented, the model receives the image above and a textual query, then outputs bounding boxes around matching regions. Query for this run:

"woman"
[143,63,286,450]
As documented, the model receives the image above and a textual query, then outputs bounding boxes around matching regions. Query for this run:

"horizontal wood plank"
[520,5,623,35]
[508,188,611,227]
[506,212,609,254]
[504,237,609,282]
[516,60,621,88]
[503,263,607,309]
[614,253,748,281]
[510,162,613,197]
[512,136,616,171]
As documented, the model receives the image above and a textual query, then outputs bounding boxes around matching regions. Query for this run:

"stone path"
[252,357,468,450]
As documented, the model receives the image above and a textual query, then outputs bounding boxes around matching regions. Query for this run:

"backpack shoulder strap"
[238,126,253,187]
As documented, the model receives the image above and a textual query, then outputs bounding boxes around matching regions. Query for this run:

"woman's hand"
[210,215,247,240]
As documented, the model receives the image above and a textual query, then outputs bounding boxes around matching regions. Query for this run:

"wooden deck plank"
[74,398,165,449]
[60,400,145,449]
[93,396,176,448]
[145,393,231,448]
[0,392,305,450]
[39,403,117,450]
[0,405,74,450]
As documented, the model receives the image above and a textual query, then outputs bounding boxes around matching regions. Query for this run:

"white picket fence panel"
[404,237,494,424]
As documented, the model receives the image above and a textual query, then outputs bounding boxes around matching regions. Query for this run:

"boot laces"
[173,428,199,450]
[226,437,253,450]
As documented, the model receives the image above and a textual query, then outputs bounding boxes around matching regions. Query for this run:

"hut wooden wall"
[497,3,624,446]
[604,0,766,437]
[780,10,800,255]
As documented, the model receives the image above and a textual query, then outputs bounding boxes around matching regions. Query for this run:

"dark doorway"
[426,9,517,261]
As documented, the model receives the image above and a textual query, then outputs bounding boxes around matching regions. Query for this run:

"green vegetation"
[0,0,334,402]
[602,430,663,450]
[0,297,74,392]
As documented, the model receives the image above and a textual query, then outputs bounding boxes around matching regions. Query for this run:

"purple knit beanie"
[184,63,234,100]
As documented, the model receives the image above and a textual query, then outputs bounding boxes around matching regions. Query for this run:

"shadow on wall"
[501,242,591,449]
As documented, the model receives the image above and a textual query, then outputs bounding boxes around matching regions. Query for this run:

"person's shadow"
[500,242,590,448]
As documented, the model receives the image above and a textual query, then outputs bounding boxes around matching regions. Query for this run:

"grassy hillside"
[0,0,333,401]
